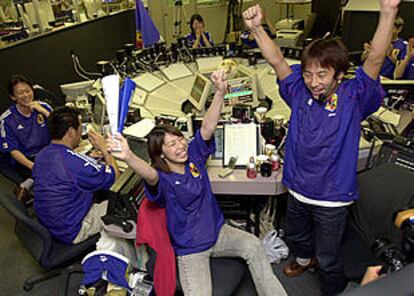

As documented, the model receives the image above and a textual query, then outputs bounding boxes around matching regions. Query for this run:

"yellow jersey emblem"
[189,162,200,178]
[37,114,45,124]
[325,93,338,112]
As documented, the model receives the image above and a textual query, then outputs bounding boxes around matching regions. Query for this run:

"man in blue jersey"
[0,75,52,199]
[244,0,401,295]
[33,107,120,245]
[361,16,406,79]
[394,36,414,79]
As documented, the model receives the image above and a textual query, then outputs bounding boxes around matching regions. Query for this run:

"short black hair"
[7,75,34,97]
[301,38,349,78]
[48,106,81,140]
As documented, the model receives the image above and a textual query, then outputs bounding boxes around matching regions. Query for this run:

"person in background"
[394,35,414,79]
[107,70,287,296]
[186,14,213,49]
[361,16,406,79]
[240,11,276,49]
[0,75,52,201]
[244,0,400,295]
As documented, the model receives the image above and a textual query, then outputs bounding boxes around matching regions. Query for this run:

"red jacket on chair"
[136,198,176,296]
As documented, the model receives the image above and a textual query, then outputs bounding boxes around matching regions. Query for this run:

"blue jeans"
[285,195,348,296]
[177,224,287,296]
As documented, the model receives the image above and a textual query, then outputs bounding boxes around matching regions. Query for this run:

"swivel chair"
[0,182,99,293]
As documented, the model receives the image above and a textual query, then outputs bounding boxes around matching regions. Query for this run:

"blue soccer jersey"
[380,38,407,78]
[33,143,115,244]
[278,65,384,203]
[402,57,414,80]
[0,102,52,158]
[144,130,224,256]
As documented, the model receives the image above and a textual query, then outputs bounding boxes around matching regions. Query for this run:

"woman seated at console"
[186,14,214,48]
[0,75,52,199]
[108,70,286,296]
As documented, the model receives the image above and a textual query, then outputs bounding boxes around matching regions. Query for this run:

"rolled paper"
[102,75,121,151]
[32,0,45,33]
[17,5,33,32]
[118,78,136,133]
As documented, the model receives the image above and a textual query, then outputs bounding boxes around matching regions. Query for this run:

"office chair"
[0,184,99,293]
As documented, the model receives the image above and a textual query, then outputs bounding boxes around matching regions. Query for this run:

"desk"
[208,167,287,236]
[208,167,285,195]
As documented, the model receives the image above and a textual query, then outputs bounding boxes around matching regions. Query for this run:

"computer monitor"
[381,80,414,110]
[222,73,258,114]
[189,73,212,112]
[92,92,106,134]
[208,125,224,166]
[60,80,95,101]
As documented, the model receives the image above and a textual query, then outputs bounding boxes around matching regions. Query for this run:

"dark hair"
[301,38,349,78]
[394,16,404,28]
[7,75,34,97]
[189,14,204,35]
[147,124,184,173]
[48,106,81,140]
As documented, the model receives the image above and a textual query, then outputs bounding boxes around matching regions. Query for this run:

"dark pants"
[285,195,348,296]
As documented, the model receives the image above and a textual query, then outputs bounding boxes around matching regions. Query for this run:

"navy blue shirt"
[145,130,224,256]
[186,31,214,48]
[33,144,115,244]
[402,57,414,80]
[0,102,52,158]
[278,65,384,202]
[380,38,407,79]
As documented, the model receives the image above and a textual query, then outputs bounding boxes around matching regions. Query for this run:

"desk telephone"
[218,156,238,178]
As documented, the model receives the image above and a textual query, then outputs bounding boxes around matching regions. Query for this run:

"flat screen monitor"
[222,73,258,114]
[189,73,212,112]
[381,80,414,110]
[92,93,106,134]
[207,125,224,166]
[60,80,94,100]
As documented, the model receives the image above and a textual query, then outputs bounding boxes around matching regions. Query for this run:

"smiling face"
[303,62,343,101]
[162,132,189,168]
[192,19,204,34]
[12,82,34,108]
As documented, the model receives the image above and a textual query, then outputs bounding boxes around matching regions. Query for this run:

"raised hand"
[380,0,401,10]
[88,129,107,152]
[29,101,50,117]
[210,70,227,95]
[106,133,132,161]
[243,4,263,32]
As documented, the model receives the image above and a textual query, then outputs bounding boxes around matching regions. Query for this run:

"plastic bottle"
[247,157,257,179]
[270,151,281,172]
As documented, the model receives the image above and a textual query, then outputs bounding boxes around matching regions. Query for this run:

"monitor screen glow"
[188,73,212,112]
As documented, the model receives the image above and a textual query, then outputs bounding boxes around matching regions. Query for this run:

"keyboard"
[75,140,93,155]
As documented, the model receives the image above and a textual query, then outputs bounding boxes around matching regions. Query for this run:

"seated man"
[394,36,414,80]
[32,106,120,245]
[360,16,406,79]
[0,75,53,199]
